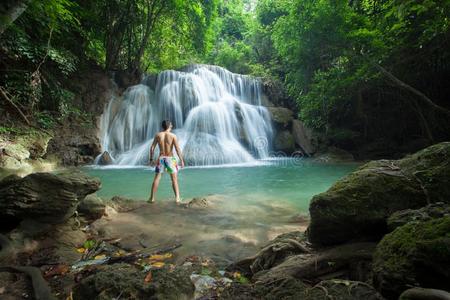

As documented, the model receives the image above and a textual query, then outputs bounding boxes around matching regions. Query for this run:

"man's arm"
[149,135,158,164]
[173,135,185,168]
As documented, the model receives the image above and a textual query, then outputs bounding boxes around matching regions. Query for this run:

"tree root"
[0,266,57,300]
[254,242,376,283]
[228,235,311,276]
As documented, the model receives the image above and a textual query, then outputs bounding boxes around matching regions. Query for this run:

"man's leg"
[169,173,181,203]
[148,173,162,203]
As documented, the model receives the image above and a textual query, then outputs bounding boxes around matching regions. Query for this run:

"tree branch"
[0,86,31,125]
[374,63,450,117]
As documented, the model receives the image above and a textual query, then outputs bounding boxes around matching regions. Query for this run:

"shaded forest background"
[1,0,450,158]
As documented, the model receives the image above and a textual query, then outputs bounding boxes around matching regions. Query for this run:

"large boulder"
[77,194,106,220]
[97,151,113,165]
[3,143,30,161]
[46,123,102,166]
[73,263,195,300]
[372,216,450,299]
[0,171,101,223]
[308,142,450,246]
[261,78,295,109]
[0,142,31,170]
[292,119,316,155]
[274,130,295,153]
[267,107,294,129]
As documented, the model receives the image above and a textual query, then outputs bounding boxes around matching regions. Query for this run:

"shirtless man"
[148,120,185,203]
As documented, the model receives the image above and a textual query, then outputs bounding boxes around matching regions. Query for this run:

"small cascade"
[98,64,273,166]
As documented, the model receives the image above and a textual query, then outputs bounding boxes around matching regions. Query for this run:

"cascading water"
[97,64,273,166]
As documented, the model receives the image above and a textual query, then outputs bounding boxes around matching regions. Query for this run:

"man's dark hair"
[162,120,172,130]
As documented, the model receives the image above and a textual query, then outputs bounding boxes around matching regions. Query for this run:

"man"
[148,120,185,203]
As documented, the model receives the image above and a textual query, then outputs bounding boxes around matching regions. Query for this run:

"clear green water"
[83,159,358,263]
[84,159,358,213]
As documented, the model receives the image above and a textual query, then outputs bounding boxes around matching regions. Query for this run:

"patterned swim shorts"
[155,156,179,174]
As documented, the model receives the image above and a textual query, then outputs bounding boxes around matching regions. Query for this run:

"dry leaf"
[94,254,106,260]
[144,271,153,283]
[149,253,172,261]
[151,262,165,268]
[76,247,86,253]
[44,265,70,278]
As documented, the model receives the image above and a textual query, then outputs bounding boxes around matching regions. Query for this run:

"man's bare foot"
[175,197,182,205]
[147,198,155,203]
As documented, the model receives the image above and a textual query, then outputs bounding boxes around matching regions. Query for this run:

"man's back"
[156,131,175,156]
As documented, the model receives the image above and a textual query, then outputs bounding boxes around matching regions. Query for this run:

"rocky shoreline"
[0,143,449,299]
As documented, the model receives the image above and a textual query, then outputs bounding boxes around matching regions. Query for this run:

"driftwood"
[254,242,376,283]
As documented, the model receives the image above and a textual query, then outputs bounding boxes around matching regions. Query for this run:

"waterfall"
[98,64,273,166]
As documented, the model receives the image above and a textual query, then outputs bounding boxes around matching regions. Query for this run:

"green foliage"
[34,111,55,129]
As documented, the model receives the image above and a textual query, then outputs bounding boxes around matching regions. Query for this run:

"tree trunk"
[0,0,29,36]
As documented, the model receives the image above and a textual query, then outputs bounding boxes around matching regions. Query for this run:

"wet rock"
[77,194,106,220]
[106,196,145,212]
[372,216,450,299]
[387,202,450,231]
[313,146,355,162]
[15,131,52,159]
[46,125,102,166]
[274,130,295,153]
[261,78,295,109]
[0,142,31,170]
[292,119,316,155]
[0,171,101,223]
[3,143,30,161]
[186,195,224,208]
[0,155,26,170]
[267,107,294,129]
[97,151,113,165]
[73,264,195,300]
[308,142,450,246]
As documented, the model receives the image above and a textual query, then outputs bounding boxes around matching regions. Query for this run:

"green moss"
[373,217,450,298]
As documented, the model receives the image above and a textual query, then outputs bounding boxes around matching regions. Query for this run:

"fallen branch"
[0,86,31,125]
[374,63,450,117]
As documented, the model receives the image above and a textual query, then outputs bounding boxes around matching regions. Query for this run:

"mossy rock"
[267,107,293,129]
[73,264,194,300]
[372,216,450,299]
[397,142,450,203]
[308,142,450,246]
[3,143,30,161]
[274,130,295,153]
[387,202,450,231]
[77,194,106,220]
